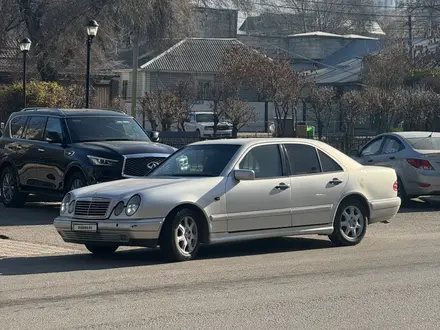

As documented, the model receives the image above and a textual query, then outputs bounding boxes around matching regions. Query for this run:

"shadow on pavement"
[398,197,440,214]
[0,237,334,276]
[0,202,59,226]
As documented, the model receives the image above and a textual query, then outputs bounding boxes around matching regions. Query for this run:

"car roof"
[190,138,362,169]
[392,131,440,138]
[11,108,129,118]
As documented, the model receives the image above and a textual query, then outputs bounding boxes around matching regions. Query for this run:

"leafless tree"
[3,0,191,81]
[303,84,336,139]
[222,45,304,137]
[220,98,257,137]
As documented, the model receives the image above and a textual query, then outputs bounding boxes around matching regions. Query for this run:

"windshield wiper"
[102,138,135,141]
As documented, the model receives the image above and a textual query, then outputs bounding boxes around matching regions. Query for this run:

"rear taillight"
[406,159,434,170]
[393,181,398,191]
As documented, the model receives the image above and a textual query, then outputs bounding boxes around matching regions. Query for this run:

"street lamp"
[19,38,31,108]
[85,20,99,108]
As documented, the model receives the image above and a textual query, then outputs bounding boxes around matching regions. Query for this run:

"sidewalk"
[0,238,80,259]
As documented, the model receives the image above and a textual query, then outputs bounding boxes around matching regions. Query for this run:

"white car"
[184,111,232,138]
[54,138,401,262]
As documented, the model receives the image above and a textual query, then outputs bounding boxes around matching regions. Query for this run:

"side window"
[284,144,321,175]
[239,144,283,179]
[10,116,27,139]
[360,137,384,156]
[44,118,64,142]
[24,116,47,141]
[318,150,343,173]
[382,137,404,154]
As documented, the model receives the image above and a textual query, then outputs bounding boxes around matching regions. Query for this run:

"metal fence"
[159,132,374,154]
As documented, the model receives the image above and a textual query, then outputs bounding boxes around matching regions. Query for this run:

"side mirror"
[234,169,255,181]
[349,149,359,157]
[151,131,160,142]
[0,122,4,130]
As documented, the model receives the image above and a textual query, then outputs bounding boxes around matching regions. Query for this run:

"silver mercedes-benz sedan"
[54,138,400,262]
[351,131,440,203]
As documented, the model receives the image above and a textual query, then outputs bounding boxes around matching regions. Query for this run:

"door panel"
[37,117,67,191]
[284,144,347,227]
[226,144,292,232]
[290,172,347,226]
[21,116,47,187]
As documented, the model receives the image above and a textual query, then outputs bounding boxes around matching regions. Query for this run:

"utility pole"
[408,14,413,63]
[131,34,139,117]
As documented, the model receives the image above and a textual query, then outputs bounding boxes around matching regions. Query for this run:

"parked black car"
[0,108,176,207]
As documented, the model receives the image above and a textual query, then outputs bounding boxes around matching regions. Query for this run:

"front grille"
[74,199,110,218]
[62,231,129,243]
[122,156,166,177]
[217,126,229,131]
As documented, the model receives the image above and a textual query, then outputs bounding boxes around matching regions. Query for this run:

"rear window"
[406,137,440,150]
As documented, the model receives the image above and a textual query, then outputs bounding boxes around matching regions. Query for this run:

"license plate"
[72,222,97,232]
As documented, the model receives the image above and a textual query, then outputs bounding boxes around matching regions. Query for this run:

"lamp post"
[19,38,31,108]
[85,20,99,108]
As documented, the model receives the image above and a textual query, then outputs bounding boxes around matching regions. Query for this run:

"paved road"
[1,200,440,329]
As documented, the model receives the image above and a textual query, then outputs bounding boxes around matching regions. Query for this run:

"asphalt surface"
[1,199,440,329]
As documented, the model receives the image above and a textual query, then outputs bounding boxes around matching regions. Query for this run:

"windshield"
[149,144,241,177]
[406,136,440,150]
[66,117,151,143]
[196,114,215,122]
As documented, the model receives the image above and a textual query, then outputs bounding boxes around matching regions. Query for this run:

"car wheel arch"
[64,165,88,190]
[160,203,211,244]
[0,161,16,175]
[334,193,370,224]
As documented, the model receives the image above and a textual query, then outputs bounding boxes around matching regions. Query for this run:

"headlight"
[87,155,118,166]
[113,201,125,216]
[61,193,71,214]
[125,195,141,216]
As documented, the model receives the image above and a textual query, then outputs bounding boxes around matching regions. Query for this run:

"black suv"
[0,108,176,207]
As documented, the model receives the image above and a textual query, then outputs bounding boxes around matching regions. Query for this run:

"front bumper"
[369,197,401,224]
[54,216,165,247]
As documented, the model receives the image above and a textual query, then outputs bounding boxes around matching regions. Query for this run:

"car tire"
[160,208,201,262]
[329,198,367,246]
[0,166,27,208]
[65,171,87,194]
[397,177,410,206]
[196,129,201,139]
[85,244,119,255]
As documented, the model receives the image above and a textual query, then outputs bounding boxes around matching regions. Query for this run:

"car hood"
[200,122,231,127]
[70,177,220,200]
[73,141,176,155]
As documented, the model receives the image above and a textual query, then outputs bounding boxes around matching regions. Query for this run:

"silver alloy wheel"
[175,216,198,255]
[2,172,14,202]
[339,205,365,240]
[71,179,84,190]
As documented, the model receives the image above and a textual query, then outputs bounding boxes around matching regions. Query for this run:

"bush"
[0,80,73,121]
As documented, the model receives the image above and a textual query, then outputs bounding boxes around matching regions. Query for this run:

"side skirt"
[209,224,334,244]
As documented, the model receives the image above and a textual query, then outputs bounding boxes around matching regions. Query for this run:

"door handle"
[38,148,45,153]
[367,159,374,163]
[389,156,395,160]
[329,178,343,185]
[275,183,290,190]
